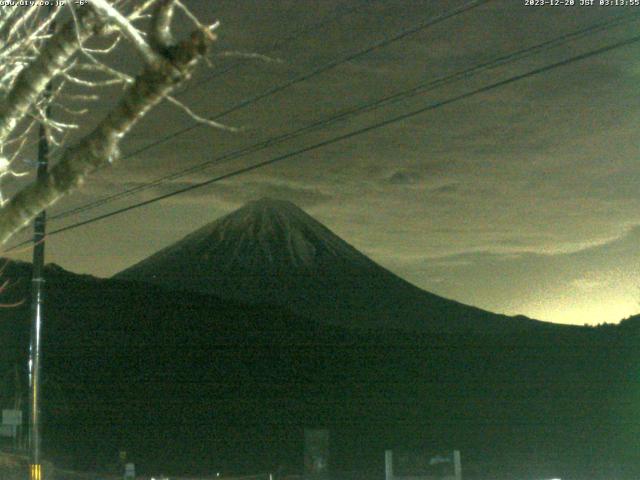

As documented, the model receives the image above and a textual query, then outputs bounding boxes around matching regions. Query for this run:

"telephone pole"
[28,99,49,480]
[29,8,55,480]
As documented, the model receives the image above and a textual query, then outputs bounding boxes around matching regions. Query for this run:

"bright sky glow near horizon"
[5,0,640,326]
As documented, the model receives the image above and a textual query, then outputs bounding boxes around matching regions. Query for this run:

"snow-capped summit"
[122,197,371,275]
[116,198,544,333]
[196,197,370,270]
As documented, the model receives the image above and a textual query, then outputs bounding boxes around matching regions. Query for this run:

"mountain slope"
[117,198,551,334]
[1,259,637,479]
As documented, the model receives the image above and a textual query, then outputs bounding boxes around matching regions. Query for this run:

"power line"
[46,2,491,224]
[182,0,378,91]
[49,11,640,222]
[270,0,373,51]
[106,0,492,161]
[0,0,489,246]
[6,31,638,250]
[0,1,382,231]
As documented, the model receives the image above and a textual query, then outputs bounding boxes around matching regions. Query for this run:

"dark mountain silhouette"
[116,198,551,335]
[0,232,637,479]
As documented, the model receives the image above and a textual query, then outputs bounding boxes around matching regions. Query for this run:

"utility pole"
[29,8,54,480]
[28,100,49,480]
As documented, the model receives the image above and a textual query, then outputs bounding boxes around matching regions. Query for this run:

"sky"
[4,0,640,326]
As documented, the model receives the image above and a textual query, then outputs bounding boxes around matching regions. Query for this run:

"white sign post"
[385,450,394,480]
[385,449,462,480]
[1,409,22,440]
[124,462,135,480]
[453,450,462,480]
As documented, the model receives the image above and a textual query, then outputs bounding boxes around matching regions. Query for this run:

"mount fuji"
[116,198,547,334]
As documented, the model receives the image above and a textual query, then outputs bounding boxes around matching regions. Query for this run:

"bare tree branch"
[215,51,282,63]
[151,0,176,51]
[89,0,163,66]
[0,0,225,246]
[0,8,102,145]
[165,95,239,132]
[0,21,216,245]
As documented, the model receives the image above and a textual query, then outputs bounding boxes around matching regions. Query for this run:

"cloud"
[430,183,459,195]
[372,226,640,324]
[570,278,605,292]
[206,178,333,209]
[28,1,640,328]
[385,170,422,186]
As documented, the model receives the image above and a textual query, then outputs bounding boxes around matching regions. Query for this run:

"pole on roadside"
[28,98,49,480]
[28,7,55,479]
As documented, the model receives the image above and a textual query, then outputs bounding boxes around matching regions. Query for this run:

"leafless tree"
[0,0,221,246]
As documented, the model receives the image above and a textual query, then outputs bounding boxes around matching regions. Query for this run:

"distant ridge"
[116,198,550,334]
[0,253,632,479]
